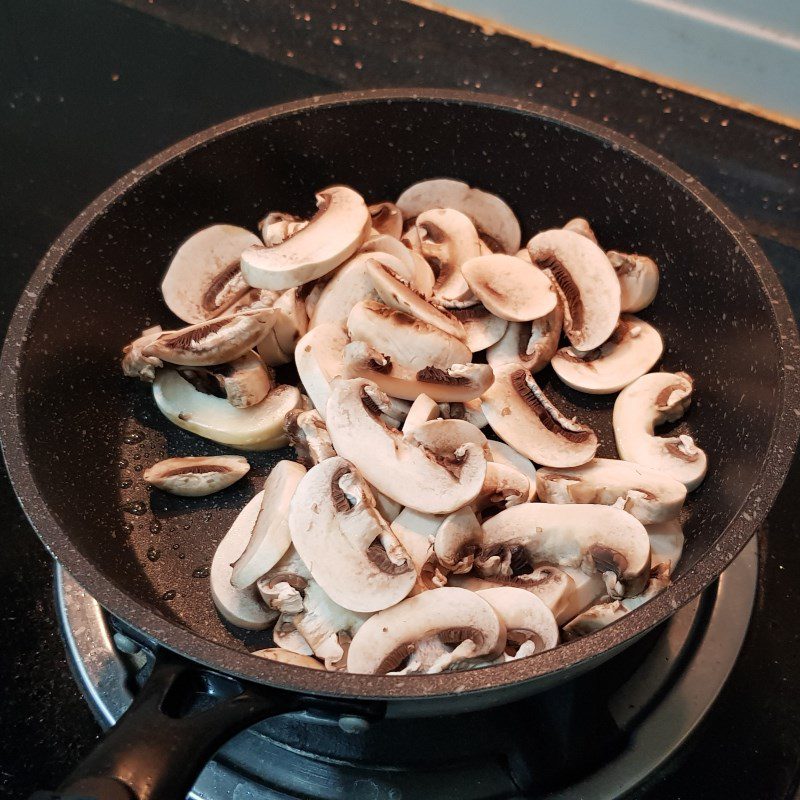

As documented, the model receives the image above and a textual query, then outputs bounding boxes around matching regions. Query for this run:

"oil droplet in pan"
[121,501,147,515]
[162,590,176,601]
[192,566,210,578]
[146,547,160,562]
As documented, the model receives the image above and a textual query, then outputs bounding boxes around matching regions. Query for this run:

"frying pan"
[3,89,799,800]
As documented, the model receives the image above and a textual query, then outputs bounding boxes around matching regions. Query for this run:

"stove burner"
[56,539,756,799]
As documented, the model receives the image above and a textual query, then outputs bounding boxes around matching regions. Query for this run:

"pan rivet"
[338,714,370,734]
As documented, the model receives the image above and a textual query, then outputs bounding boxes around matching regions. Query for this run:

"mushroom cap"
[368,201,403,239]
[241,186,371,290]
[535,457,686,524]
[476,586,559,654]
[396,178,521,254]
[607,251,660,313]
[161,224,260,324]
[366,258,466,340]
[229,460,307,589]
[486,305,563,374]
[250,648,325,670]
[210,491,276,630]
[346,586,507,674]
[143,455,250,497]
[153,370,301,450]
[562,217,598,244]
[487,441,538,499]
[293,323,349,419]
[347,300,472,370]
[551,315,664,394]
[446,303,508,352]
[481,364,598,468]
[481,503,651,598]
[461,254,557,322]
[326,378,487,514]
[613,371,708,490]
[527,228,621,351]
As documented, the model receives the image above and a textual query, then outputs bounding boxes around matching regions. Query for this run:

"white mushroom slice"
[400,221,422,254]
[210,492,276,630]
[257,288,309,366]
[250,648,324,669]
[480,503,652,598]
[474,462,531,513]
[487,441,537,500]
[535,458,686,524]
[161,224,261,324]
[257,211,302,238]
[283,408,336,467]
[613,371,708,490]
[288,457,415,612]
[461,254,557,322]
[143,308,276,367]
[527,229,620,351]
[366,258,466,340]
[143,455,250,497]
[326,378,487,514]
[396,179,521,254]
[437,398,488,430]
[562,563,671,639]
[482,365,598,468]
[310,251,408,331]
[476,587,559,656]
[432,506,483,577]
[293,324,349,419]
[401,393,442,435]
[647,519,684,573]
[262,219,308,246]
[241,186,371,290]
[555,566,607,625]
[347,586,506,674]
[121,328,164,383]
[368,202,403,239]
[415,208,480,303]
[153,370,301,450]
[273,617,315,655]
[177,350,272,409]
[348,300,472,369]
[256,546,312,613]
[406,417,492,461]
[486,305,564,373]
[552,315,663,394]
[343,341,492,403]
[607,251,660,313]
[444,302,508,352]
[390,507,442,593]
[360,234,418,276]
[229,460,307,589]
[563,217,598,244]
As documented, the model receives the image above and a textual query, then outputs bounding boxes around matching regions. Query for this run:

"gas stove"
[56,538,757,800]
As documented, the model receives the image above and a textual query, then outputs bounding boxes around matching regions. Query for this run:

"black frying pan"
[3,90,799,800]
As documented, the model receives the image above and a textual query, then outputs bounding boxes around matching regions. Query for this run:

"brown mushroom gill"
[509,370,591,443]
[416,366,470,386]
[201,262,249,316]
[665,441,700,462]
[375,626,485,674]
[588,544,629,580]
[177,367,227,398]
[533,250,584,336]
[159,465,232,477]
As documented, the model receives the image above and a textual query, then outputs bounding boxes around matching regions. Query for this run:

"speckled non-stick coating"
[2,89,799,705]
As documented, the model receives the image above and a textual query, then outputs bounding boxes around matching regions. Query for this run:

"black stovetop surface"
[1,1,799,798]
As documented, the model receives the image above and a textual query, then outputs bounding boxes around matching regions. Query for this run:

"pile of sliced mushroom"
[122,179,707,674]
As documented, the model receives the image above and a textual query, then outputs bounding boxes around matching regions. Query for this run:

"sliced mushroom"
[432,506,483,576]
[210,491,276,629]
[229,460,307,589]
[405,417,492,462]
[177,349,272,409]
[401,393,442,435]
[480,503,652,598]
[562,217,598,244]
[257,211,303,239]
[556,566,607,625]
[527,229,620,351]
[647,519,684,573]
[161,224,261,324]
[437,398,488,430]
[348,300,471,369]
[250,648,324,670]
[551,315,663,394]
[256,545,312,616]
[476,587,559,657]
[474,462,531,513]
[368,202,403,239]
[241,186,371,290]
[391,507,442,593]
[262,218,308,246]
[607,251,660,313]
[482,365,598,467]
[326,378,487,514]
[396,179,521,254]
[360,234,433,290]
[257,287,309,366]
[486,304,564,373]
[343,341,492,403]
[366,258,466,340]
[143,455,250,496]
[461,254,557,322]
[443,301,508,352]
[272,617,315,655]
[284,408,337,468]
[143,308,276,367]
[121,327,164,382]
[415,208,480,303]
[487,441,537,500]
[293,323,349,419]
[535,458,686,524]
[613,371,707,490]
[346,586,506,674]
[153,370,301,450]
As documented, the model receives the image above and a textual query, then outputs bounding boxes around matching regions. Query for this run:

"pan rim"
[2,88,799,701]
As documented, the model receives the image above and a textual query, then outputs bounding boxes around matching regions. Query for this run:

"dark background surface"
[1,1,799,798]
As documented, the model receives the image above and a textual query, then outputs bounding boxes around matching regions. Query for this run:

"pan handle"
[45,648,297,800]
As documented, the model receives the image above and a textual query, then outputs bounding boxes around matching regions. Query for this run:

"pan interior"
[14,98,783,655]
